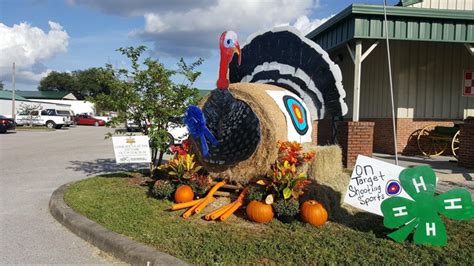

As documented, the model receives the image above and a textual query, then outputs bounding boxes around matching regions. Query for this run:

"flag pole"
[383,0,399,165]
[12,62,16,121]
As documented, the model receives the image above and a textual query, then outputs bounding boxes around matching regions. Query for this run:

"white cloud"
[137,0,321,57]
[0,21,69,83]
[292,15,333,35]
[67,0,217,16]
[74,0,321,57]
[68,0,327,57]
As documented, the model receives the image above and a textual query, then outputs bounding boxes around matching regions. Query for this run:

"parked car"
[56,110,74,127]
[126,117,188,145]
[75,114,106,126]
[167,117,188,145]
[125,119,148,132]
[16,109,70,129]
[0,115,16,133]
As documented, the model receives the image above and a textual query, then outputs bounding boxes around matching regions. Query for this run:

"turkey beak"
[233,43,241,65]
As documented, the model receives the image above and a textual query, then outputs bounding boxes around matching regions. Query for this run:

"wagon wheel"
[417,125,447,157]
[451,130,460,158]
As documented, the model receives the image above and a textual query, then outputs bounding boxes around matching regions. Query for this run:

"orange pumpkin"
[300,200,328,226]
[174,185,194,203]
[246,200,274,223]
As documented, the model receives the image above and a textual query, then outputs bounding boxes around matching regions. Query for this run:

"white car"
[167,118,189,145]
[56,110,74,127]
[126,117,188,145]
[16,108,71,129]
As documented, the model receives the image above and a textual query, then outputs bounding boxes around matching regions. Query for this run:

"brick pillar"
[312,120,318,145]
[458,117,474,168]
[336,121,375,169]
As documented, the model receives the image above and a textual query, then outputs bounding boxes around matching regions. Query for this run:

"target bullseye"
[283,95,308,135]
[386,180,401,196]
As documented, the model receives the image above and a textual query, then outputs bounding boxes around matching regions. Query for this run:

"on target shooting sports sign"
[344,155,414,216]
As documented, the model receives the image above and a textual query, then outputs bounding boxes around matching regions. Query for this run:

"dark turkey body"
[202,89,261,165]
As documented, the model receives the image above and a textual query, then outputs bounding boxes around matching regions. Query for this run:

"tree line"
[38,68,115,100]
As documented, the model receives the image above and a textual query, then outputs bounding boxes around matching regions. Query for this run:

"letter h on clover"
[380,166,474,246]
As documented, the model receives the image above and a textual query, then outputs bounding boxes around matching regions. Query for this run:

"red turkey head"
[217,30,241,90]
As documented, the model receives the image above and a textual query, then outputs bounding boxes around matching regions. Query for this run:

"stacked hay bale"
[302,144,359,220]
[192,83,288,183]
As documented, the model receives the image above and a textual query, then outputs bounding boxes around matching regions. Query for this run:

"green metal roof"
[397,0,423,7]
[16,90,76,100]
[306,4,474,51]
[0,91,28,101]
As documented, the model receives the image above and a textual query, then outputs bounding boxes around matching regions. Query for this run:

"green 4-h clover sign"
[381,166,474,246]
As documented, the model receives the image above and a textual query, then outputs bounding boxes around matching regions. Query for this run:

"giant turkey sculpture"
[187,26,347,183]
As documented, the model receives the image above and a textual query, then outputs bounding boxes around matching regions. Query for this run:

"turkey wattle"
[196,31,261,166]
[188,27,347,182]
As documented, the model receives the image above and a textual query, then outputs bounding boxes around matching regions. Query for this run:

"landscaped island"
[64,174,474,265]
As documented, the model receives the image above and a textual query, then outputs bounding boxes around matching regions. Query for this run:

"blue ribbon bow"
[184,106,219,157]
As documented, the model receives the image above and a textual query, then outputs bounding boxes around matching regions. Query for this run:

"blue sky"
[0,0,398,91]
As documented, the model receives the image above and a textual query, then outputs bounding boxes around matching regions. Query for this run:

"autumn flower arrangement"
[248,141,315,221]
[154,139,212,198]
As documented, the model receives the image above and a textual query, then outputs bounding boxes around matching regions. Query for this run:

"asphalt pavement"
[0,126,142,264]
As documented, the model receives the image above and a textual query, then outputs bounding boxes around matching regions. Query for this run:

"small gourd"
[174,185,194,203]
[300,200,328,226]
[246,200,274,223]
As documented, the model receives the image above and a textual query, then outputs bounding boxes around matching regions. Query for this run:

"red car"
[75,114,106,126]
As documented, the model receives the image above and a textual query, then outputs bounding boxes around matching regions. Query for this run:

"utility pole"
[12,62,16,121]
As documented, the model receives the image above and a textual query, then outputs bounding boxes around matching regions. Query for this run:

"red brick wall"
[397,119,455,156]
[312,120,318,145]
[362,118,454,155]
[336,121,374,168]
[458,118,474,168]
[364,118,395,154]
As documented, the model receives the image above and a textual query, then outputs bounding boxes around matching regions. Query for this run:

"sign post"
[112,136,151,164]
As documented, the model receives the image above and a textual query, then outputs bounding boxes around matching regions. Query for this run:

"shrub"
[188,174,211,197]
[273,198,300,218]
[246,185,266,203]
[151,180,175,199]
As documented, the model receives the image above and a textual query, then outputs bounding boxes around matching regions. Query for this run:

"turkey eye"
[224,38,233,48]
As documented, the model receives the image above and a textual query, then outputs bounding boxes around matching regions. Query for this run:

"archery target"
[283,95,308,135]
[386,180,401,196]
[265,90,312,143]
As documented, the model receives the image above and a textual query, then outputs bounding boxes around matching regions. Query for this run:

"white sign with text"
[112,136,151,164]
[344,155,412,216]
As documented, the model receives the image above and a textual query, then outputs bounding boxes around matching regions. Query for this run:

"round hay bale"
[190,83,288,183]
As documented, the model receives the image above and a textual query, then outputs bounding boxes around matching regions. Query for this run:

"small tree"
[93,45,203,176]
[18,103,42,127]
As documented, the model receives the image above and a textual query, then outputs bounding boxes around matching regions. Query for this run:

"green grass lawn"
[16,126,55,131]
[64,174,474,265]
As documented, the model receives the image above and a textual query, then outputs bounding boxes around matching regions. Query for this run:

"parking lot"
[0,126,139,263]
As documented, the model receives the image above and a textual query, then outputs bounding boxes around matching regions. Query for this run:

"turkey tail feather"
[229,26,347,120]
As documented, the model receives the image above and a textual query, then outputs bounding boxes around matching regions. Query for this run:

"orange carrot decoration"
[205,204,234,220]
[194,196,215,214]
[170,199,203,211]
[219,201,243,221]
[204,187,249,221]
[183,197,215,219]
[206,181,226,197]
[170,181,226,219]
